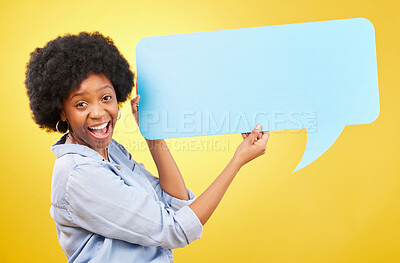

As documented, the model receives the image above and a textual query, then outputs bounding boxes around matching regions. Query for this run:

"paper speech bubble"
[136,18,380,172]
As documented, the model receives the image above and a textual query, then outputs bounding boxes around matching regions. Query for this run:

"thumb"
[131,94,140,105]
[247,124,261,144]
[131,95,140,111]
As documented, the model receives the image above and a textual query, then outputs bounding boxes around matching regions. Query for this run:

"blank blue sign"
[136,18,380,172]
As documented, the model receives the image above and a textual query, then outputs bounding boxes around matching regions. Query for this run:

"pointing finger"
[261,131,270,142]
[248,124,261,144]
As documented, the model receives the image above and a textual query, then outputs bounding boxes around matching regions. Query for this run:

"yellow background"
[1,0,399,262]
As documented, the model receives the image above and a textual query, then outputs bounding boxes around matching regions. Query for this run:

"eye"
[103,95,112,101]
[76,101,88,108]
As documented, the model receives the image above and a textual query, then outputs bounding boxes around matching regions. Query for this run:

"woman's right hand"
[233,124,270,167]
[130,94,140,125]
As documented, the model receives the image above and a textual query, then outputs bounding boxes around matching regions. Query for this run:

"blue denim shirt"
[50,134,203,262]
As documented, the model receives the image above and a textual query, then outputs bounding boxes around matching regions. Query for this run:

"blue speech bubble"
[136,18,380,172]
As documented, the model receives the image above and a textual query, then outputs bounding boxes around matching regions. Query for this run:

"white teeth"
[89,122,108,130]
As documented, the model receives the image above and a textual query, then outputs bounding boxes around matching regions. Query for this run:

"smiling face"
[60,73,118,159]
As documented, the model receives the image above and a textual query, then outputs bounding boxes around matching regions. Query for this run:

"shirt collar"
[50,133,110,161]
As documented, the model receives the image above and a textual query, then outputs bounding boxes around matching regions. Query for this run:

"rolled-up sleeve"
[65,163,203,249]
[136,163,196,211]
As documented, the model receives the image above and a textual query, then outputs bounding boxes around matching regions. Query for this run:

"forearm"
[146,139,189,200]
[189,156,242,225]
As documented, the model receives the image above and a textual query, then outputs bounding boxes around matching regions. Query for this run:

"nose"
[89,102,106,120]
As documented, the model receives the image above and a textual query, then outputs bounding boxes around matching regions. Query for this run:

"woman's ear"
[60,110,67,122]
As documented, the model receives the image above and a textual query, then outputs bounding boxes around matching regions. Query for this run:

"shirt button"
[116,165,121,170]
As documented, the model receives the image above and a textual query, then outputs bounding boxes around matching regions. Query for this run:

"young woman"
[25,32,270,262]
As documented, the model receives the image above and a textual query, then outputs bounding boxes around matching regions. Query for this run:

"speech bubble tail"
[293,125,345,173]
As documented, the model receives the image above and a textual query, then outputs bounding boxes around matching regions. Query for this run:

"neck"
[66,133,110,161]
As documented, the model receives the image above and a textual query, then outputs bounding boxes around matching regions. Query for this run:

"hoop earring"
[117,108,121,120]
[56,119,69,133]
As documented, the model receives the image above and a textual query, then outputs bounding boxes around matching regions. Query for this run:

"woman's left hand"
[130,94,140,125]
[241,132,251,140]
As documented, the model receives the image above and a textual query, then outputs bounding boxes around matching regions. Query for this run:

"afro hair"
[25,31,134,133]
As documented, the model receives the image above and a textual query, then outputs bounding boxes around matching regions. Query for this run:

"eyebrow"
[70,85,113,100]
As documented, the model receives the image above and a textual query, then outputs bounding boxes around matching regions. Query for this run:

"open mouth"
[87,121,111,140]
